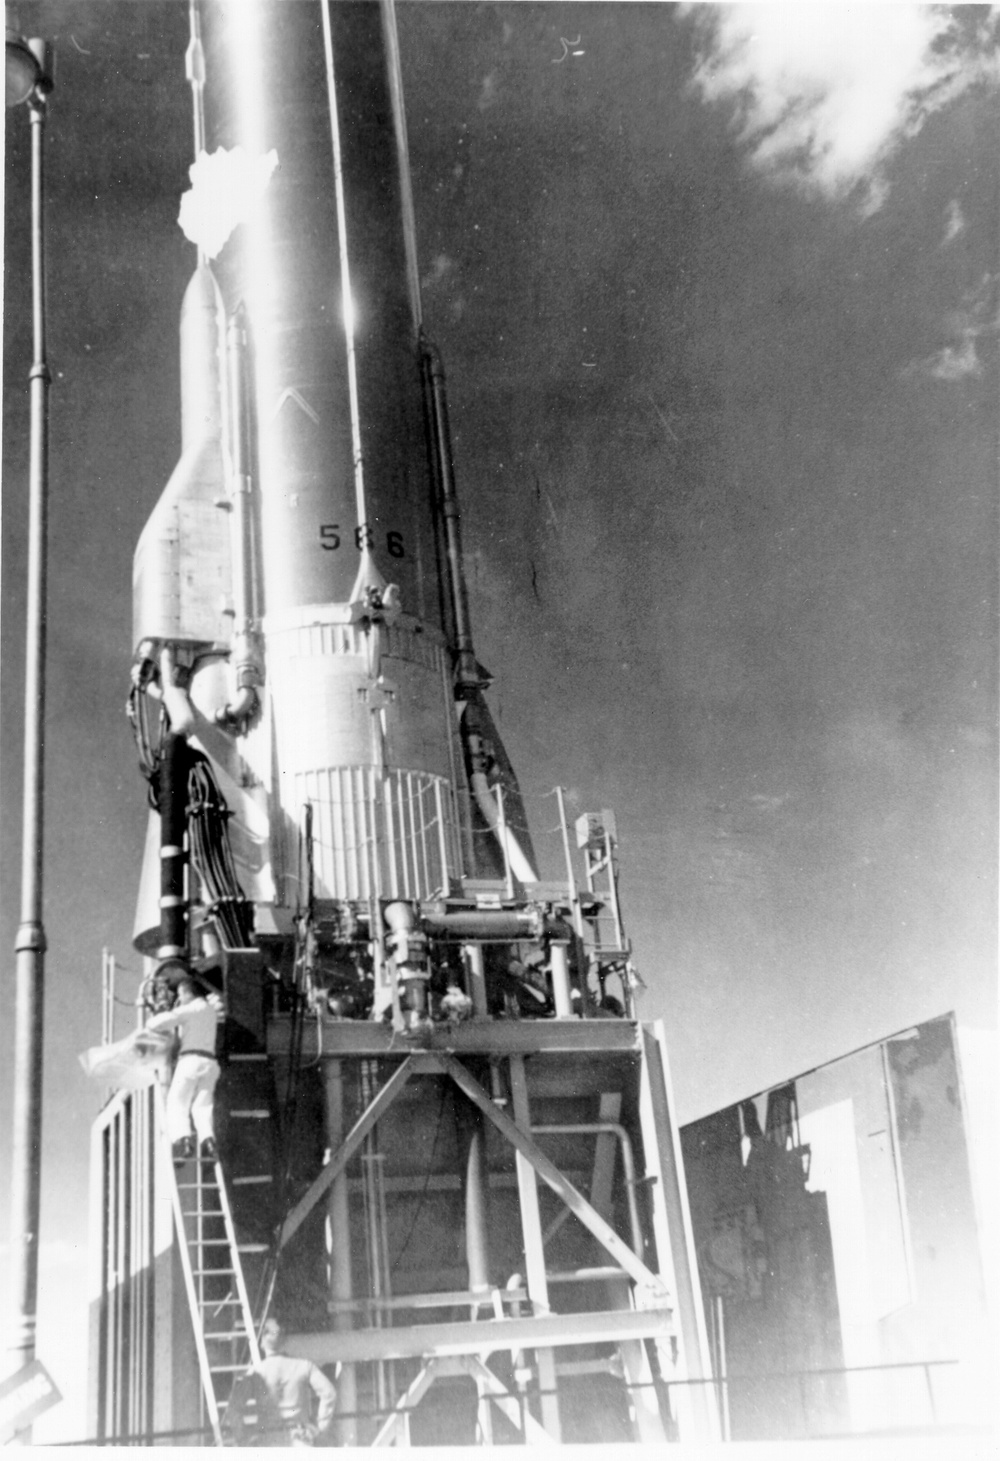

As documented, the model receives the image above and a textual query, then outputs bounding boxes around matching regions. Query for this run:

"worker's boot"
[200,1137,218,1161]
[172,1136,196,1166]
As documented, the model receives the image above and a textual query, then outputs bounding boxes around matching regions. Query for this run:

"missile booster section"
[92,1,715,1447]
[127,0,630,1035]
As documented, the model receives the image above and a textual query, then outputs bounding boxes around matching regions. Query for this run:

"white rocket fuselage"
[132,1,487,983]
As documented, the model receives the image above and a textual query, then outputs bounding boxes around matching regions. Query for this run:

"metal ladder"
[159,1092,263,1445]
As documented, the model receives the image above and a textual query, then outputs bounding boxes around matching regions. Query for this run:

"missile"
[129,0,538,1025]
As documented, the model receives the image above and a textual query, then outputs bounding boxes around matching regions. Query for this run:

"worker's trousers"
[166,1054,220,1143]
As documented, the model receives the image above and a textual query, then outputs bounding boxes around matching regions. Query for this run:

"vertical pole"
[715,1295,731,1440]
[157,731,189,960]
[101,949,110,1046]
[464,943,488,1017]
[8,75,51,1401]
[638,1023,719,1442]
[549,941,573,1018]
[508,1057,561,1440]
[555,787,586,939]
[433,778,450,893]
[495,784,514,898]
[603,822,626,951]
[324,1061,358,1446]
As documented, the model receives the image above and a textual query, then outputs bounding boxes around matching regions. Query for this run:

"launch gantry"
[88,0,715,1446]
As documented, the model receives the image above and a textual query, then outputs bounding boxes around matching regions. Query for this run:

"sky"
[2,1,997,1443]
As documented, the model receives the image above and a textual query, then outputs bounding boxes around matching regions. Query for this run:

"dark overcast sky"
[2,2,997,1437]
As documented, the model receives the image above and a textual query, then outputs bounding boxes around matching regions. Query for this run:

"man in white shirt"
[140,971,223,1164]
[227,1318,336,1446]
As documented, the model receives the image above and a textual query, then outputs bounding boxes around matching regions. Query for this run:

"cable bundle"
[186,758,256,948]
[126,681,166,808]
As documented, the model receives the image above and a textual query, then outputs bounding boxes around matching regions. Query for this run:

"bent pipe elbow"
[470,771,538,885]
[215,683,258,727]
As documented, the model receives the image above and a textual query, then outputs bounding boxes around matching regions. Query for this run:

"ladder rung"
[230,1053,268,1061]
[204,1331,248,1341]
[232,1175,273,1186]
[238,1243,269,1253]
[230,1109,270,1118]
[193,1268,235,1276]
[193,1239,233,1246]
[210,1363,253,1374]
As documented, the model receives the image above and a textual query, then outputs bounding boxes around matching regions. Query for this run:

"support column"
[324,1061,357,1446]
[549,941,573,1018]
[508,1056,561,1441]
[463,942,488,1017]
[638,1022,718,1442]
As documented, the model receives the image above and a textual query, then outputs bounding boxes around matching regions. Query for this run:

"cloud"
[478,70,500,111]
[922,338,982,383]
[943,199,966,245]
[686,5,1000,210]
[905,273,998,382]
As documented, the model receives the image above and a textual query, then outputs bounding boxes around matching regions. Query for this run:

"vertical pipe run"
[380,0,422,337]
[360,1063,390,1414]
[508,1056,561,1440]
[220,307,262,724]
[464,1125,490,1299]
[9,75,52,1390]
[464,943,488,1018]
[319,0,368,539]
[324,1062,358,1446]
[422,341,479,687]
[495,784,514,898]
[555,786,587,941]
[549,942,573,1019]
[157,734,189,959]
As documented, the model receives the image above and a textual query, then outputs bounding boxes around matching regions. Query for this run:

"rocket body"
[131,0,523,980]
[202,0,440,621]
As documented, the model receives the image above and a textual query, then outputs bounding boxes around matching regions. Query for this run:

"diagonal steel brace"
[280,1056,417,1248]
[428,1053,671,1301]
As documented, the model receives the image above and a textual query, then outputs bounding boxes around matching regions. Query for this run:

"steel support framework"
[269,1016,717,1445]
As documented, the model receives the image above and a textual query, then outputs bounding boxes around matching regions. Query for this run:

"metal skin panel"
[266,624,453,778]
[132,268,232,648]
[260,615,460,901]
[201,0,441,622]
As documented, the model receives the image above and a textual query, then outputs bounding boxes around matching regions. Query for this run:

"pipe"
[421,338,478,689]
[555,785,587,942]
[463,943,488,1017]
[421,338,542,890]
[217,307,262,727]
[380,0,422,338]
[494,780,515,898]
[549,941,574,1019]
[464,1125,490,1298]
[157,731,189,960]
[383,900,429,1024]
[325,1061,358,1446]
[9,58,53,1386]
[420,908,573,941]
[531,1123,644,1258]
[470,771,538,885]
[158,645,195,737]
